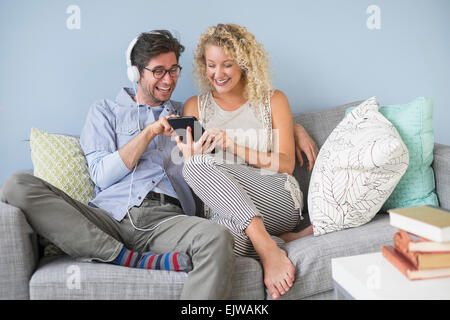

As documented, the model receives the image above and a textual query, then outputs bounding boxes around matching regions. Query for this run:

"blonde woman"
[176,24,317,299]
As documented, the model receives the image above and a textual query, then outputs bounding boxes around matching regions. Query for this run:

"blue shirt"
[80,88,196,221]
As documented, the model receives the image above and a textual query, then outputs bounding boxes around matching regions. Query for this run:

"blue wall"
[1,0,449,184]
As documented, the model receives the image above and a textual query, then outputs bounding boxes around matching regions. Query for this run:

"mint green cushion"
[346,97,438,211]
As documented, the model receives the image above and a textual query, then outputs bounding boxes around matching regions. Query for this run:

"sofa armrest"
[432,143,450,210]
[0,201,39,299]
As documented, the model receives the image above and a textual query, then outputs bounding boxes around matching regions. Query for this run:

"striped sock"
[113,248,192,272]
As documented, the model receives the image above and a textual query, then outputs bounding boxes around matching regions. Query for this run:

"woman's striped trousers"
[182,154,303,258]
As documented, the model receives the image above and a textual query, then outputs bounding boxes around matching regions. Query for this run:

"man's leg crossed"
[1,172,124,262]
[133,206,235,300]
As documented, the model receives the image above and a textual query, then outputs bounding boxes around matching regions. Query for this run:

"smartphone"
[168,116,215,153]
[168,116,203,141]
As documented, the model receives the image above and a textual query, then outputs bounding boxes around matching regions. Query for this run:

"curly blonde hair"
[193,24,273,106]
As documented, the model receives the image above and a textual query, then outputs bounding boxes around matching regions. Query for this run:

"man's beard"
[146,86,167,105]
[148,81,172,105]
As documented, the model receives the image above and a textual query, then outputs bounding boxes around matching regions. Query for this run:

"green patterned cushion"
[30,127,94,204]
[30,128,95,257]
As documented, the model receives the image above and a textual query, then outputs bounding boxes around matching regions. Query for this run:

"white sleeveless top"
[197,91,273,165]
[197,91,304,216]
[197,91,304,215]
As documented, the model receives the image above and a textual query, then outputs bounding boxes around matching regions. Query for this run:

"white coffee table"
[331,252,450,300]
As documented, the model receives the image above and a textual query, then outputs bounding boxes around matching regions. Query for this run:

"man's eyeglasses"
[144,65,182,79]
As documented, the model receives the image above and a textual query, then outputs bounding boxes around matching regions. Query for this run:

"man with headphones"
[2,30,235,300]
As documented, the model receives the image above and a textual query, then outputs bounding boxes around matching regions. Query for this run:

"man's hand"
[119,115,179,170]
[148,115,178,137]
[175,126,216,161]
[294,123,319,172]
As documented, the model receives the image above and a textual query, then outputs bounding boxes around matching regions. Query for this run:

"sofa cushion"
[308,97,409,235]
[292,100,362,222]
[272,214,396,300]
[30,127,94,204]
[29,255,264,300]
[379,97,438,211]
[346,97,439,212]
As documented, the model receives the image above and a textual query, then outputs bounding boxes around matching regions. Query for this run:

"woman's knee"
[182,154,216,177]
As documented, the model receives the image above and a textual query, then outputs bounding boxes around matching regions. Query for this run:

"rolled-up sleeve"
[80,100,130,189]
[85,150,130,190]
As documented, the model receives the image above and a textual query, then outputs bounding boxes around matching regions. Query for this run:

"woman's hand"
[294,123,319,172]
[175,126,216,161]
[203,129,234,152]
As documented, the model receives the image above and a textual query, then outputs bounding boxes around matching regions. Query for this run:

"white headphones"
[126,31,173,83]
[126,37,140,83]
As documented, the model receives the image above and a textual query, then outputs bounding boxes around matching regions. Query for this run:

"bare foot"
[258,242,295,300]
[279,225,314,243]
[245,217,296,299]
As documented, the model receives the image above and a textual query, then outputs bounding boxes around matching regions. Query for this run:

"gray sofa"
[1,100,449,300]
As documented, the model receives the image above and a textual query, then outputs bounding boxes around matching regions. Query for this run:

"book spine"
[393,232,419,267]
[382,246,450,280]
[381,246,412,279]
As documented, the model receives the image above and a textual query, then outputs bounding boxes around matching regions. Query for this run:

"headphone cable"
[124,82,184,232]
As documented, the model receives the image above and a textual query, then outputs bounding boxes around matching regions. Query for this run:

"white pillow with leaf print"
[308,97,409,236]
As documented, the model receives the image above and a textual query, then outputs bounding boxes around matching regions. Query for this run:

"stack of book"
[382,205,450,280]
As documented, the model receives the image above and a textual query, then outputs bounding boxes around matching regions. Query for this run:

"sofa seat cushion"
[272,214,396,300]
[30,255,264,300]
